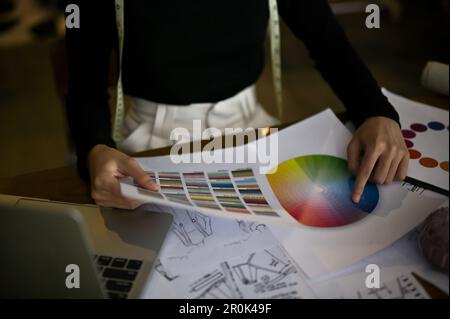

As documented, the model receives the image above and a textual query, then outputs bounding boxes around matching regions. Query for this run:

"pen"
[404,176,449,198]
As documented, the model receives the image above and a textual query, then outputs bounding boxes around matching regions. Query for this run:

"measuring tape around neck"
[113,0,125,144]
[268,0,284,122]
[113,0,283,144]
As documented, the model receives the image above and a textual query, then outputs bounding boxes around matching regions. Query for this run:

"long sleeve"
[278,0,400,127]
[65,0,116,182]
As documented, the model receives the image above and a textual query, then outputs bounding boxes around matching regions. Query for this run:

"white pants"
[121,85,279,153]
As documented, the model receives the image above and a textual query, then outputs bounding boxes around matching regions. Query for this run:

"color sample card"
[132,169,279,218]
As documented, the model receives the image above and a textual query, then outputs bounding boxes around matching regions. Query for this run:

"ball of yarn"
[418,207,449,273]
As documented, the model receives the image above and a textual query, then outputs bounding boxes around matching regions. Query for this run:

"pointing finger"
[352,147,383,203]
[347,139,362,175]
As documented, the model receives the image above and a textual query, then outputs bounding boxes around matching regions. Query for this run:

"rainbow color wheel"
[267,155,379,228]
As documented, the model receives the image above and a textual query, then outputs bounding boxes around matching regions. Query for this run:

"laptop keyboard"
[93,255,143,299]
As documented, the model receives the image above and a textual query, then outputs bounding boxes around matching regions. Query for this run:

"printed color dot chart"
[383,88,449,191]
[402,122,449,171]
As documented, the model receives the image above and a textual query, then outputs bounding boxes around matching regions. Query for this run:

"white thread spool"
[421,61,449,96]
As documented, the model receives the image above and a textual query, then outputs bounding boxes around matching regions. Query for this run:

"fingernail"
[352,195,360,204]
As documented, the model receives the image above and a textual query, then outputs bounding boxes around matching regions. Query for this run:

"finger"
[372,150,396,185]
[395,153,409,181]
[347,139,362,175]
[121,158,159,191]
[352,147,383,203]
[385,153,404,184]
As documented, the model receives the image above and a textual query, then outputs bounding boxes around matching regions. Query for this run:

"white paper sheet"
[382,88,449,191]
[360,227,449,294]
[140,186,448,299]
[122,109,445,279]
[270,189,444,278]
[141,260,179,299]
[142,227,448,299]
[300,180,448,294]
[306,225,449,298]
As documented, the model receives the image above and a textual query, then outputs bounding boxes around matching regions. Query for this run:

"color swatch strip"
[209,171,250,214]
[159,172,191,205]
[132,168,279,218]
[184,172,221,210]
[232,169,279,217]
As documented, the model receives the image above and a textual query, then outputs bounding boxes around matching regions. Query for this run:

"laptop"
[0,200,173,299]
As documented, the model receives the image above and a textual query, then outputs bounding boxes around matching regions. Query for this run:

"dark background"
[0,0,448,178]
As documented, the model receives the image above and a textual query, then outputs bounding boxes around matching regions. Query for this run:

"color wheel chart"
[266,155,379,228]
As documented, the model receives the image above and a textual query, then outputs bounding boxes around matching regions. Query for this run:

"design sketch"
[185,246,302,299]
[237,220,266,233]
[231,248,296,289]
[357,274,428,299]
[189,267,242,299]
[171,209,213,247]
[154,259,178,282]
[161,204,269,249]
[140,203,279,281]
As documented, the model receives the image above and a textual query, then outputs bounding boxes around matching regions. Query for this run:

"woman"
[65,0,408,209]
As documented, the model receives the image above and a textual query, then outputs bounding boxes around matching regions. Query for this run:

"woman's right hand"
[87,144,159,209]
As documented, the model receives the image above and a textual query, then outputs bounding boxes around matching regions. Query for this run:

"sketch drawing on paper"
[151,203,269,250]
[145,203,278,280]
[154,259,178,282]
[237,220,266,234]
[231,248,296,289]
[357,274,429,299]
[189,267,242,299]
[184,246,302,299]
[171,209,213,247]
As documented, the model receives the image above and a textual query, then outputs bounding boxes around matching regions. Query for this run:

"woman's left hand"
[347,116,409,203]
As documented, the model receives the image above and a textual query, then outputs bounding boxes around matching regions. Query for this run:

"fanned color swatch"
[133,168,280,217]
